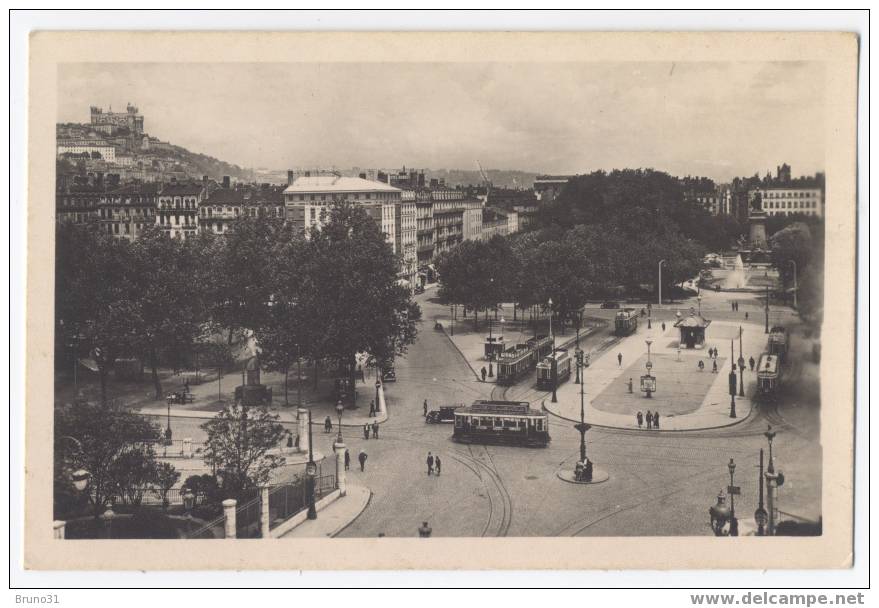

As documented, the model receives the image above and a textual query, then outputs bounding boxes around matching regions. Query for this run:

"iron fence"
[235,489,262,538]
[187,513,226,539]
[267,473,337,531]
[105,486,207,509]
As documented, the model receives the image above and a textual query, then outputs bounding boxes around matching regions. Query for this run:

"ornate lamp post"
[165,394,173,445]
[728,340,737,418]
[573,350,591,475]
[641,339,655,398]
[548,298,554,339]
[763,425,785,535]
[727,458,739,536]
[306,410,317,520]
[375,378,381,409]
[647,303,652,329]
[754,448,768,536]
[697,294,703,316]
[764,284,770,334]
[708,490,731,536]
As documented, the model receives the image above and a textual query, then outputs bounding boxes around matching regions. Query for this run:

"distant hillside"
[426,168,540,190]
[163,145,253,181]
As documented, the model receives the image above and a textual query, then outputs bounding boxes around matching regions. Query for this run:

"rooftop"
[283,175,401,194]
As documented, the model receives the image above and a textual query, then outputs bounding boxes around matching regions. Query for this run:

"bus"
[536,348,572,390]
[452,400,550,447]
[614,309,639,336]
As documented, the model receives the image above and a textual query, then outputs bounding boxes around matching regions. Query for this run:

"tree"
[56,224,139,403]
[55,400,162,518]
[153,462,181,511]
[200,401,288,500]
[296,202,421,402]
[128,227,210,399]
[770,222,813,291]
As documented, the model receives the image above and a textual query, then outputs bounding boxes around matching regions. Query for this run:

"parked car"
[381,367,397,382]
[426,405,459,424]
[600,301,621,309]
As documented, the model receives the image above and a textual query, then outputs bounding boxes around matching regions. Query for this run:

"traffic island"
[556,467,610,485]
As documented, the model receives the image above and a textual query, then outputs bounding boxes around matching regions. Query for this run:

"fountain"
[723,253,748,289]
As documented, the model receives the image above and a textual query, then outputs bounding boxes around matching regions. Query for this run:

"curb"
[542,400,756,433]
[329,486,373,538]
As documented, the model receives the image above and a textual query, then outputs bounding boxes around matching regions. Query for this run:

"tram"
[452,400,550,447]
[496,343,535,385]
[768,326,789,361]
[536,348,572,390]
[755,352,782,401]
[496,334,555,386]
[614,308,639,336]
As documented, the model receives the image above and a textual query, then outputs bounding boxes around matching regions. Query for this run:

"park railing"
[267,473,337,532]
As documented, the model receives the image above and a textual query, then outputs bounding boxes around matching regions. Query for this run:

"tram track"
[446,445,513,537]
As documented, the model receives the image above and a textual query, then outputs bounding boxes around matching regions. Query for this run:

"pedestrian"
[628,377,633,393]
[698,360,704,372]
[712,360,718,373]
[372,421,379,439]
[369,400,376,417]
[427,451,434,476]
[481,367,487,382]
[324,416,332,433]
[654,412,660,428]
[358,449,367,472]
[363,423,370,440]
[636,411,643,428]
[618,353,623,367]
[749,356,755,371]
[661,322,666,332]
[745,311,749,320]
[646,410,653,429]
[435,456,442,476]
[423,399,428,417]
[731,302,735,312]
[344,448,350,470]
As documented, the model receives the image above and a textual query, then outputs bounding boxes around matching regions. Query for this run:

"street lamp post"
[306,410,317,520]
[165,395,173,445]
[658,259,666,307]
[727,458,739,536]
[708,490,731,536]
[297,343,303,407]
[375,379,381,409]
[647,305,652,329]
[336,401,344,442]
[754,448,768,536]
[575,350,590,467]
[763,425,784,535]
[551,349,559,404]
[789,260,798,309]
[738,326,745,397]
[728,340,737,418]
[547,298,554,340]
[697,294,702,316]
[450,304,454,336]
[643,339,654,398]
[765,284,770,334]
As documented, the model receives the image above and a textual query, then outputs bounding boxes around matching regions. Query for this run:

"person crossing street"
[423,399,428,417]
[358,449,367,472]
[427,451,435,476]
[618,353,623,367]
[372,420,379,439]
[435,456,442,476]
[363,423,370,440]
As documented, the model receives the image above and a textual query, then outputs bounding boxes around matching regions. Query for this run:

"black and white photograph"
[15,23,863,579]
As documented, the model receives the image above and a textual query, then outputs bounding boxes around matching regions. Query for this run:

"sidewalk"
[544,319,767,431]
[136,375,389,427]
[278,484,371,538]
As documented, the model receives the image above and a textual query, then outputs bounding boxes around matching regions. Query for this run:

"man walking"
[427,451,435,476]
[749,356,756,371]
[372,420,379,439]
[369,400,376,417]
[423,399,428,417]
[654,412,660,429]
[358,449,367,472]
[481,367,487,382]
[646,410,653,429]
[344,448,350,471]
[661,322,666,332]
[712,359,718,373]
[435,456,442,476]
[698,360,705,372]
[363,423,370,440]
[636,411,643,428]
[618,353,623,367]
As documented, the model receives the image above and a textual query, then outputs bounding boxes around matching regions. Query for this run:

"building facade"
[57,140,117,163]
[533,175,574,203]
[283,174,400,249]
[199,185,286,235]
[395,193,418,289]
[99,183,159,240]
[415,192,435,267]
[156,183,204,239]
[751,187,824,218]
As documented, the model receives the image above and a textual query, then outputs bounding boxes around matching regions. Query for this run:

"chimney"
[222,176,230,189]
[287,170,295,186]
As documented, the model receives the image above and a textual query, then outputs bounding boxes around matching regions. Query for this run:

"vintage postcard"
[24,30,858,570]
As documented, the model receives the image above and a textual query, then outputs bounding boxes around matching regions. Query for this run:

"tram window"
[504,419,518,429]
[536,420,543,431]
[455,417,462,428]
[494,418,503,428]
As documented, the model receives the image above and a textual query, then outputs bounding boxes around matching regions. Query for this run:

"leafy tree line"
[436,170,712,328]
[56,202,420,405]
[769,219,825,327]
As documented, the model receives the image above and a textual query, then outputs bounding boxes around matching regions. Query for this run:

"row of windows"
[158,198,198,210]
[763,191,820,199]
[100,207,154,219]
[765,200,818,209]
[288,192,399,203]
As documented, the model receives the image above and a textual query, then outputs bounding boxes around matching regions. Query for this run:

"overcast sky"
[58,62,824,182]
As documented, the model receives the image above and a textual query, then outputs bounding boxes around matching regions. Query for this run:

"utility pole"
[765,284,770,334]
